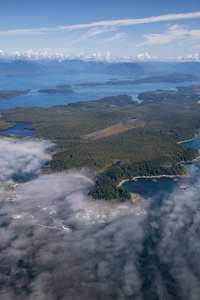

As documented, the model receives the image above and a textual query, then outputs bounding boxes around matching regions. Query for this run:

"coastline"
[177,132,200,144]
[130,192,143,203]
[177,137,196,144]
[118,156,200,188]
[118,136,200,188]
[117,174,188,188]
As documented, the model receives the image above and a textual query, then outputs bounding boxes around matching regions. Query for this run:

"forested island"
[56,85,72,88]
[0,90,28,100]
[75,73,199,87]
[1,85,200,200]
[38,89,74,94]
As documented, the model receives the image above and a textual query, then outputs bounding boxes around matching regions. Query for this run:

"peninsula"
[0,90,28,100]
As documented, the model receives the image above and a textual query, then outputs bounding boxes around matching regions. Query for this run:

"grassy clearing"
[85,119,145,140]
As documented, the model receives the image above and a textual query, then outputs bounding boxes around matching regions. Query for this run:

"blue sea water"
[0,74,199,109]
[123,177,178,199]
[181,135,200,149]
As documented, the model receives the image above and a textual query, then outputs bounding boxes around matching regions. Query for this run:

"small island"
[75,82,104,87]
[56,85,72,88]
[38,89,74,94]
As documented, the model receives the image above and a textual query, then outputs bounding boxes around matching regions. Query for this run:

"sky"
[0,0,200,60]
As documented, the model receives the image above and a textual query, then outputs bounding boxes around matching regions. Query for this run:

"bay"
[123,136,200,200]
[0,74,199,109]
[123,177,178,200]
[0,122,34,135]
[181,135,200,149]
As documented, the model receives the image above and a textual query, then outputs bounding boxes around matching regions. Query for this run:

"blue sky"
[0,0,200,60]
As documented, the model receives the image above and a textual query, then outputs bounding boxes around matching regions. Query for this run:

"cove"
[0,122,34,136]
[123,136,200,200]
[181,135,200,149]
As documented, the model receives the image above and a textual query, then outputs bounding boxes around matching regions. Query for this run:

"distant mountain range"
[0,59,199,77]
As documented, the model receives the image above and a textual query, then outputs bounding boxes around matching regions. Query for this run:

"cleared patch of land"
[85,119,144,139]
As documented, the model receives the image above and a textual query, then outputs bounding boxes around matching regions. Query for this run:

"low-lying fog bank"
[0,137,200,300]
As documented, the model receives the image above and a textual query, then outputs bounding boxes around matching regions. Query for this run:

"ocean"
[1,73,199,109]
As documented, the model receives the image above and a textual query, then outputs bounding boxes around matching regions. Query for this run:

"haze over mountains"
[0,59,200,76]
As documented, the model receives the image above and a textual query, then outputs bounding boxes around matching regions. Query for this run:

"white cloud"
[90,51,112,61]
[0,49,199,62]
[100,32,126,43]
[1,139,200,299]
[67,26,118,44]
[59,12,200,31]
[169,53,200,61]
[0,27,52,36]
[0,137,54,184]
[189,29,200,40]
[83,27,117,38]
[136,52,158,61]
[0,12,199,36]
[141,24,200,46]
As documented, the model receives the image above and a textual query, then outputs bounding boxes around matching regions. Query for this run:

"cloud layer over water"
[0,137,54,184]
[0,137,200,299]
